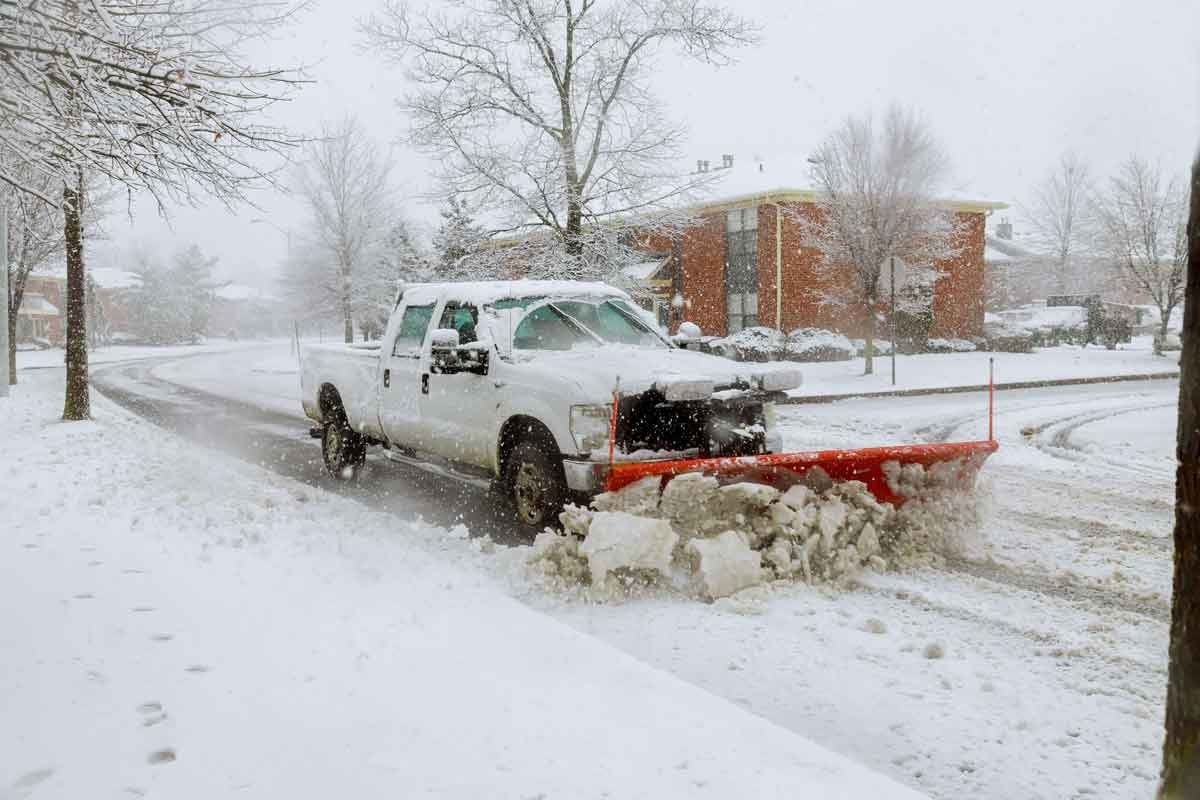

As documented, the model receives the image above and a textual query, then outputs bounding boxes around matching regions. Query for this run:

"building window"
[725,207,758,332]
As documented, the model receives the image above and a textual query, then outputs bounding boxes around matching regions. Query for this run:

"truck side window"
[392,304,435,357]
[437,303,479,345]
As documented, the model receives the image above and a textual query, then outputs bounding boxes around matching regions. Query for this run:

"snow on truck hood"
[510,345,802,400]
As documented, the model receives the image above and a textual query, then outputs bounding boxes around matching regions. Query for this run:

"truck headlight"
[570,404,612,452]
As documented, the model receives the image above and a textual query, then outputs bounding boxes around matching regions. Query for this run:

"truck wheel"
[321,415,366,480]
[506,441,566,530]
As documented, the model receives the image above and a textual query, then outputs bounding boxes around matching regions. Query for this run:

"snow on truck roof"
[401,280,628,306]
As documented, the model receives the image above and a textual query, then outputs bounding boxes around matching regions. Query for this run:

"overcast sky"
[95,0,1200,288]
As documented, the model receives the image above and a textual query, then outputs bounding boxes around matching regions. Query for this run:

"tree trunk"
[863,303,875,376]
[1159,155,1200,798]
[340,264,353,344]
[7,287,18,386]
[61,172,88,420]
[1158,310,1173,357]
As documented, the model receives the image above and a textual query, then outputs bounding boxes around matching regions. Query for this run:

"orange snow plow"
[603,362,999,508]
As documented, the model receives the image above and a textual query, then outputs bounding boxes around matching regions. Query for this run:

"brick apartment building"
[629,156,1006,339]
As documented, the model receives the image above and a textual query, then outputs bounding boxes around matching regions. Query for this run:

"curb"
[781,371,1180,405]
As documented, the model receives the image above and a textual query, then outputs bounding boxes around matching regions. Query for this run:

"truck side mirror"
[430,328,460,371]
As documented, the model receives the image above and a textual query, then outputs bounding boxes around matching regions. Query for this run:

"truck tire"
[505,440,567,530]
[321,413,366,480]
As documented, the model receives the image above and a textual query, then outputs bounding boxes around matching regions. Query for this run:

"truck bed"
[299,342,383,438]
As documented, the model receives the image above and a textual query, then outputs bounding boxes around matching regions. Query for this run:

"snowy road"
[91,351,533,544]
[91,346,1178,799]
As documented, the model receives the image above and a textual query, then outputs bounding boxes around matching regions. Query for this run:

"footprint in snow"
[184,664,212,674]
[10,768,55,791]
[149,633,174,642]
[147,749,176,765]
[137,702,162,714]
[73,592,94,600]
[130,606,155,613]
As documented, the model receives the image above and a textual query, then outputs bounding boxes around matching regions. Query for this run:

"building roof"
[689,154,1007,214]
[984,235,1039,263]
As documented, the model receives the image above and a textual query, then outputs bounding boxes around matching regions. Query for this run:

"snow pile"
[995,304,1087,333]
[787,328,855,362]
[527,465,982,600]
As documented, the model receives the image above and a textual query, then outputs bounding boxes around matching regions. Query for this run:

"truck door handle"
[421,373,430,395]
[383,368,390,388]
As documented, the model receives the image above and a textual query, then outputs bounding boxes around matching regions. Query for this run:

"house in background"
[209,283,289,339]
[16,267,140,347]
[625,155,1005,339]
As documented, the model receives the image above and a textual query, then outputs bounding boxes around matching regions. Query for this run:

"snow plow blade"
[602,439,999,508]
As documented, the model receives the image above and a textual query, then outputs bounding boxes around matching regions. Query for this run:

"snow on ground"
[72,343,1177,799]
[150,345,304,418]
[15,339,278,371]
[1,370,926,799]
[791,336,1177,399]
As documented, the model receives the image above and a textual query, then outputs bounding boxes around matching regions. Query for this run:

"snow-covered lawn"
[1,370,924,799]
[150,346,303,418]
[792,336,1177,399]
[15,338,280,371]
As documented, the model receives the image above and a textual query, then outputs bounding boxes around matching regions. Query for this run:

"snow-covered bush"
[850,338,892,357]
[924,338,977,354]
[786,328,855,362]
[710,327,788,362]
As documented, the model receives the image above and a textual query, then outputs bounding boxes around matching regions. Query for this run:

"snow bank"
[787,328,856,362]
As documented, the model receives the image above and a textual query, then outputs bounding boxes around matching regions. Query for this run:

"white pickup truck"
[300,280,801,529]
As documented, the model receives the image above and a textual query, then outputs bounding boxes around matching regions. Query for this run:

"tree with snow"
[1022,152,1094,295]
[363,0,756,279]
[0,0,303,419]
[1160,152,1200,800]
[1092,156,1188,355]
[125,245,215,345]
[795,106,962,375]
[431,196,488,280]
[358,220,430,339]
[293,117,395,343]
[4,167,61,385]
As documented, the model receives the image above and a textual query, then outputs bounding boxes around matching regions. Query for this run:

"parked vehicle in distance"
[300,281,803,530]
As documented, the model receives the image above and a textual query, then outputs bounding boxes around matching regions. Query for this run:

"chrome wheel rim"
[513,461,545,525]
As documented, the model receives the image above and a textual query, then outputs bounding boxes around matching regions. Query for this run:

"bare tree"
[796,106,962,375]
[1,0,304,418]
[363,0,756,277]
[1022,152,1093,295]
[1093,157,1188,355]
[293,118,395,343]
[4,166,61,384]
[1159,152,1200,800]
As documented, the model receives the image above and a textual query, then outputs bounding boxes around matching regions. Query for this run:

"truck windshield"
[511,298,667,351]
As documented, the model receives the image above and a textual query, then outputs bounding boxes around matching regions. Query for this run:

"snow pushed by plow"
[528,464,984,600]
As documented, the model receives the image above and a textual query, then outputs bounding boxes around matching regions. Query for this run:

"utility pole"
[1,189,9,397]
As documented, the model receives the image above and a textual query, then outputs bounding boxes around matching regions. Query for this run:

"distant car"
[300,281,801,530]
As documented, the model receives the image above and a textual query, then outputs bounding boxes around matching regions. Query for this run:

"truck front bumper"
[562,458,609,493]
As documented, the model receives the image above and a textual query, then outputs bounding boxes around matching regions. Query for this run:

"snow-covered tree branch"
[363,0,757,278]
[793,106,962,374]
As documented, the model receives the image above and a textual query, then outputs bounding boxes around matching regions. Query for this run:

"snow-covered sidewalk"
[15,338,280,371]
[1,371,925,799]
[791,338,1178,400]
